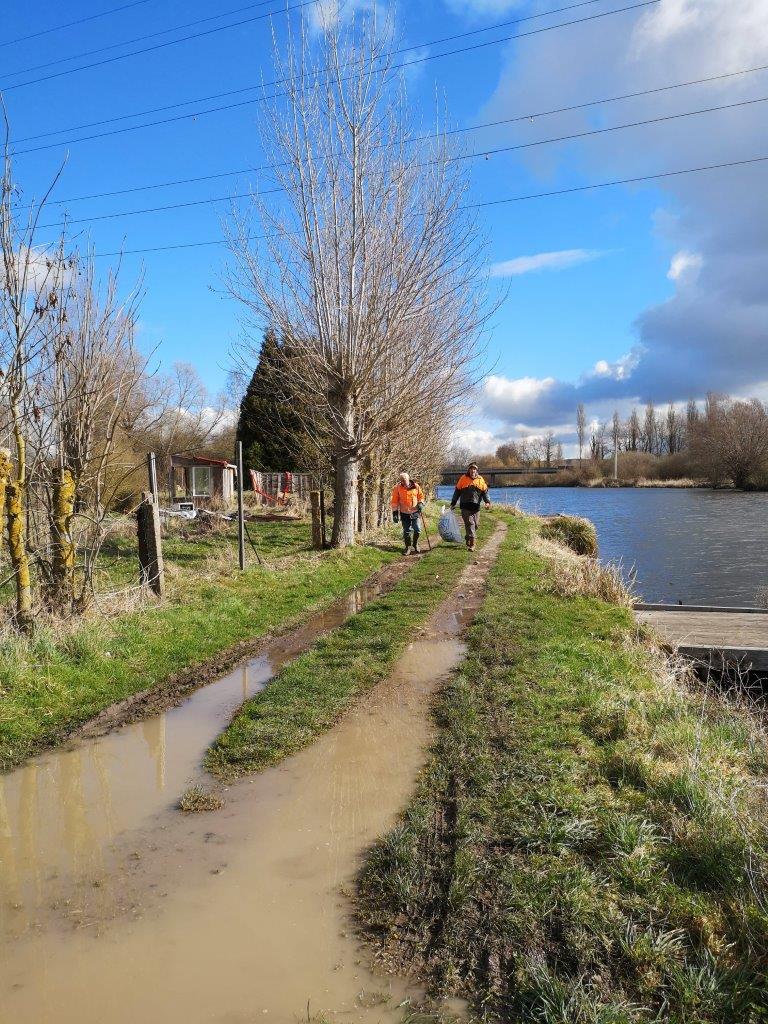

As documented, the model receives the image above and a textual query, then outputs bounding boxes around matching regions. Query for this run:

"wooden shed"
[169,454,237,509]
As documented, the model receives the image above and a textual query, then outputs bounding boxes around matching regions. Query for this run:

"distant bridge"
[439,465,565,486]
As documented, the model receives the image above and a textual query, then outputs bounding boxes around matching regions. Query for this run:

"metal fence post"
[237,441,246,571]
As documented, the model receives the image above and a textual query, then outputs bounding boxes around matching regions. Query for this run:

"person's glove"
[450,503,456,511]
[416,502,424,513]
[392,510,400,523]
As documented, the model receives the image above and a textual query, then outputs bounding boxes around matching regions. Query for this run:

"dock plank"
[635,606,768,670]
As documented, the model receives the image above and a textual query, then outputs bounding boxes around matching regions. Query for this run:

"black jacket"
[451,476,491,510]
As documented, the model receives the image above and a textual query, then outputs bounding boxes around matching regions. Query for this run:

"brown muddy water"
[0,528,503,1024]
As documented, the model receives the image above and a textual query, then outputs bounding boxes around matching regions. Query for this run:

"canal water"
[437,486,768,607]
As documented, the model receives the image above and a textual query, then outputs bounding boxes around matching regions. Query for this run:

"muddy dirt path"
[0,558,414,932]
[0,524,505,1024]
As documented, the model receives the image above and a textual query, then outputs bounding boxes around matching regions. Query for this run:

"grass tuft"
[177,785,224,813]
[541,514,598,555]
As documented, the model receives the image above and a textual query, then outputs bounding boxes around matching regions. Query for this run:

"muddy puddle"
[0,579,387,932]
[0,526,505,1024]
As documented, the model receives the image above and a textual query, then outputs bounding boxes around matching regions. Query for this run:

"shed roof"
[170,453,236,469]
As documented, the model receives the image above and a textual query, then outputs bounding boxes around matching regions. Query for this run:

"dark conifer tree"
[236,329,308,473]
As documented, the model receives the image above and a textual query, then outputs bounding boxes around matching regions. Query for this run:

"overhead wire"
[23,60,768,209]
[8,0,661,155]
[0,0,320,94]
[37,93,768,228]
[0,0,153,48]
[8,0,608,144]
[84,154,768,258]
[0,0,294,81]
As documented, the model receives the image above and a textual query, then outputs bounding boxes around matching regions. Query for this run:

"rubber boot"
[403,530,412,555]
[412,537,420,554]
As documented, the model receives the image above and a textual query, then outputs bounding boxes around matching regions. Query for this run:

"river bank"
[358,512,768,1022]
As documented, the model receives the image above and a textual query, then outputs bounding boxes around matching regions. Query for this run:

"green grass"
[205,518,493,779]
[0,518,399,771]
[357,513,768,1023]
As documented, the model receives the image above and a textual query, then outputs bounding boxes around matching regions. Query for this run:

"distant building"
[169,454,236,508]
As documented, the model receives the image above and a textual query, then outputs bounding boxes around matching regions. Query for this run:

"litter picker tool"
[419,509,433,551]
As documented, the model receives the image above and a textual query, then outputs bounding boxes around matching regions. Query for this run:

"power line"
[9,0,659,154]
[455,94,768,163]
[0,1,288,81]
[9,0,606,144]
[0,0,153,49]
[38,93,768,228]
[470,154,768,208]
[27,60,768,209]
[84,154,768,258]
[0,0,319,94]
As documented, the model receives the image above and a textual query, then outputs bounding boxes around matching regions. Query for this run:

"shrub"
[541,514,598,556]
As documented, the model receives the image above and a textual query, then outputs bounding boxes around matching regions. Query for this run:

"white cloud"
[450,426,503,451]
[489,248,604,277]
[473,0,768,413]
[667,250,702,282]
[309,0,383,31]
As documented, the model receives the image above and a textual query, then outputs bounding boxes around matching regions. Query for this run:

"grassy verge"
[205,517,494,780]
[358,513,768,1023]
[0,518,399,771]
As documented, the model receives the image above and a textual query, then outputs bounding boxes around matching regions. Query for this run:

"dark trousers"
[460,507,480,543]
[401,511,421,545]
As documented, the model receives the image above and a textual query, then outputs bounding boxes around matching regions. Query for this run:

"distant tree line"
[447,395,768,490]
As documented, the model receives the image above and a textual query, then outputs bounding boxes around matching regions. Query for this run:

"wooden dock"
[634,603,768,672]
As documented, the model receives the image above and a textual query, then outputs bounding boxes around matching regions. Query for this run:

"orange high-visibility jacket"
[391,482,425,514]
[454,473,489,494]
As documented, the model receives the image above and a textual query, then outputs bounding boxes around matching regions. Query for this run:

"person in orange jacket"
[391,472,426,554]
[450,462,491,551]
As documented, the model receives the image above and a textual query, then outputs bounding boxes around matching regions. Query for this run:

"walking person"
[391,472,425,554]
[450,463,491,551]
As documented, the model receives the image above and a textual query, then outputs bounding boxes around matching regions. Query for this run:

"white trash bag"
[438,504,463,543]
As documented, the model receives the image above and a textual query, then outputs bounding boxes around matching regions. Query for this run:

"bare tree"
[576,403,586,467]
[35,251,146,611]
[0,106,66,630]
[627,407,640,452]
[542,430,555,466]
[690,397,768,488]
[227,17,488,546]
[642,401,658,454]
[590,421,607,462]
[685,398,699,447]
[665,403,684,455]
[611,409,622,479]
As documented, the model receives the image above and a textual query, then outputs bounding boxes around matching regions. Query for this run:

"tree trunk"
[331,454,358,548]
[0,449,11,558]
[49,468,77,611]
[7,481,33,633]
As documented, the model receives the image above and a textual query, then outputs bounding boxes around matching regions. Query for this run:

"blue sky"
[3,0,766,454]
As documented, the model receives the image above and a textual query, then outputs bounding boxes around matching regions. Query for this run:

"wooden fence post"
[310,490,323,550]
[137,491,165,596]
[236,441,246,571]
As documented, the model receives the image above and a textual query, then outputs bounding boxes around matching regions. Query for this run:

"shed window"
[191,466,212,497]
